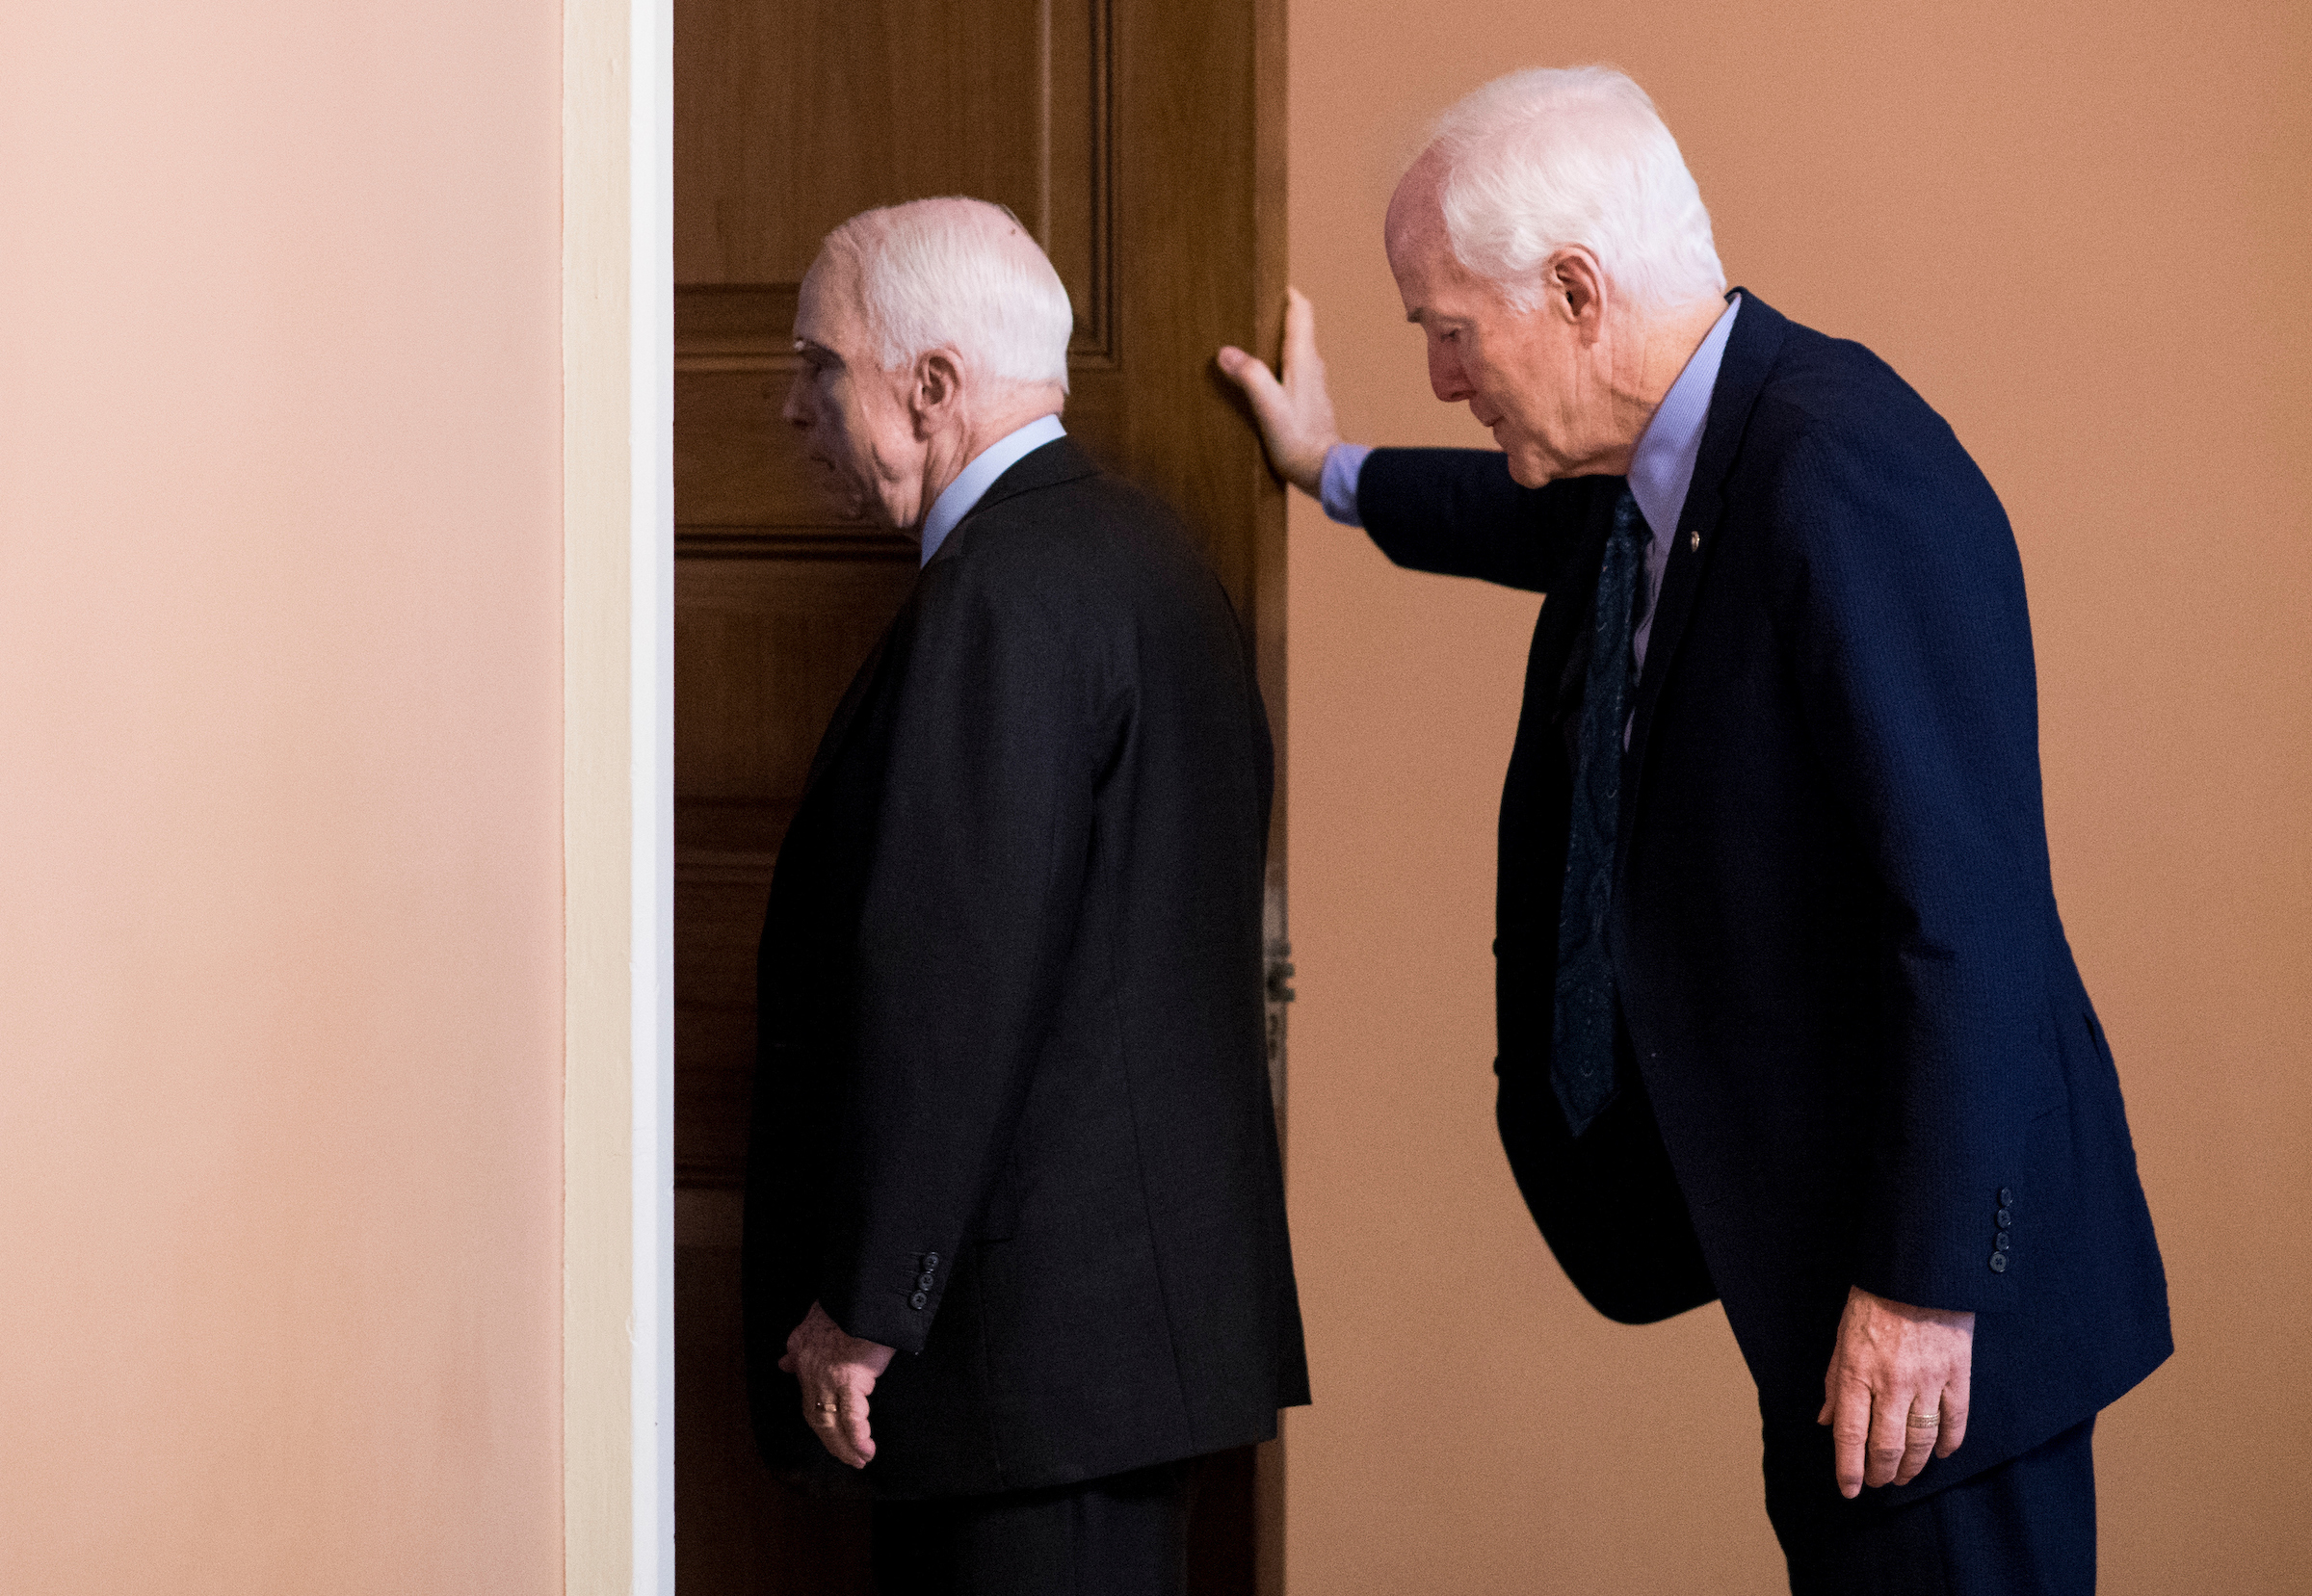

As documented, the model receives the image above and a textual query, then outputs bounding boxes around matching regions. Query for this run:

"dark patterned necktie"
[1552,488,1648,1137]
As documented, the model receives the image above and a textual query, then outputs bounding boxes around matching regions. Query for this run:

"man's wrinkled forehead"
[1385,148,1464,320]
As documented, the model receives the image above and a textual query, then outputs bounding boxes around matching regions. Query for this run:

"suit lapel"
[923,434,1101,572]
[1621,291,1790,808]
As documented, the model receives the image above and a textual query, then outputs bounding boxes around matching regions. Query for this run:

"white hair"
[823,197,1074,393]
[1429,65,1725,314]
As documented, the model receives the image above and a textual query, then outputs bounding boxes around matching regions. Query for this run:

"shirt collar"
[1625,294,1741,540]
[917,413,1068,565]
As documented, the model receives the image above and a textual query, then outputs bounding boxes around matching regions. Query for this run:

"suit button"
[918,1272,935,1290]
[1997,1209,2012,1228]
[1994,1232,2010,1252]
[1999,1188,2012,1206]
[910,1292,929,1310]
[1988,1251,2008,1272]
[924,1253,939,1269]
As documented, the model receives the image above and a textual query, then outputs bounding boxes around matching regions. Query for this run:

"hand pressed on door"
[1215,288,1342,495]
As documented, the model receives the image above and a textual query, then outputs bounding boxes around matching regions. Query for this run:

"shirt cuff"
[1318,442,1372,527]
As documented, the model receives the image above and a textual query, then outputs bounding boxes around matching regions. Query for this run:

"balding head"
[1379,67,1731,487]
[821,196,1074,394]
[785,198,1073,535]
[1401,65,1723,316]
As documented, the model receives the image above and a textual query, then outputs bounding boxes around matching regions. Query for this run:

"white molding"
[564,0,673,1588]
[627,0,676,1583]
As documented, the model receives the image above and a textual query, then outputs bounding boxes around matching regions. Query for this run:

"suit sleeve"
[1356,447,1599,593]
[815,557,1104,1353]
[1775,420,2054,1314]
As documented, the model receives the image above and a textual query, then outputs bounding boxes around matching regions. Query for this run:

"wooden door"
[671,2,1289,1590]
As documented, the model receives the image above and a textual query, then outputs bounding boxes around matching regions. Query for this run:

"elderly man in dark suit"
[1220,65,2166,1594]
[747,197,1306,1596]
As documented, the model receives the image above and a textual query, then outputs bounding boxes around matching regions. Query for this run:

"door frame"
[564,0,677,1590]
[558,2,1292,1587]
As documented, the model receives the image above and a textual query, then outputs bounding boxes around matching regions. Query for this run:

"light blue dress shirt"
[1317,293,1742,686]
[917,412,1068,565]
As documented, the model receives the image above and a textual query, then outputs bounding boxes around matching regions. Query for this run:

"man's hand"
[776,1300,897,1469]
[1817,1285,1974,1497]
[1216,287,1343,496]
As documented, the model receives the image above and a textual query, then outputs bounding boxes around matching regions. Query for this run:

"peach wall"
[1283,2,2310,1591]
[0,3,566,1591]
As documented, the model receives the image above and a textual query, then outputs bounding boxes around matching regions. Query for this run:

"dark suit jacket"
[744,437,1309,1502]
[1358,292,2169,1496]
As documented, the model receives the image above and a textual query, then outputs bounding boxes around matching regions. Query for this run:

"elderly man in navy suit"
[1220,65,2167,1593]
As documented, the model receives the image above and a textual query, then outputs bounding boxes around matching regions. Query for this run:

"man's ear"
[909,348,966,437]
[1548,249,1609,342]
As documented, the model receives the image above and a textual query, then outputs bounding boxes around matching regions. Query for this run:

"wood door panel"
[676,0,1111,353]
[676,0,1042,285]
[675,558,916,810]
[675,1002,756,1185]
[676,864,774,1188]
[1107,0,1283,615]
[677,870,780,1013]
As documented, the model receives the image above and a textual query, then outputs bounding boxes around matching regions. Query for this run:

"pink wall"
[1283,1,2312,1591]
[0,3,565,1590]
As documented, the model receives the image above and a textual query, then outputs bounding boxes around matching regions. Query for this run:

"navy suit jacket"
[1358,292,2168,1494]
[746,439,1308,1501]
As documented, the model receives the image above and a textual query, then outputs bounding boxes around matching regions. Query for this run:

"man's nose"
[1428,343,1470,404]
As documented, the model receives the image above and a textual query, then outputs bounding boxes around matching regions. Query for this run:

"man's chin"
[1505,450,1556,489]
[814,476,875,525]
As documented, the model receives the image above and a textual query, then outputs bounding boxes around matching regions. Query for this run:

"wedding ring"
[1905,1411,1941,1428]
